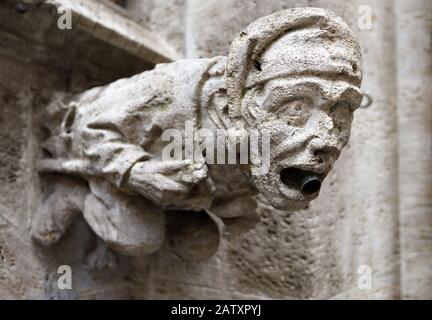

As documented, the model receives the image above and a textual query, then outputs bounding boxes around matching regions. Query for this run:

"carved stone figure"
[31,8,363,260]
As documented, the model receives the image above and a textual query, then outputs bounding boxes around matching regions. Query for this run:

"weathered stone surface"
[0,0,154,299]
[396,0,432,300]
[125,0,186,57]
[137,0,405,300]
[32,9,363,269]
[0,0,430,300]
[185,0,358,59]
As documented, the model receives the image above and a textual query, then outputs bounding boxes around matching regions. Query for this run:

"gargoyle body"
[32,8,363,260]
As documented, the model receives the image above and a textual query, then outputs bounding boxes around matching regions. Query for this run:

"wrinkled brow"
[261,79,325,107]
[262,78,362,106]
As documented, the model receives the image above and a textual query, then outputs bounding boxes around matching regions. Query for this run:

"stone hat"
[226,8,362,118]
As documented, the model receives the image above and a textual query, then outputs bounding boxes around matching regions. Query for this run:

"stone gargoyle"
[31,8,363,261]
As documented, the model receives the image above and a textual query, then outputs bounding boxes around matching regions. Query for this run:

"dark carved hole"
[302,179,321,197]
[109,0,127,8]
[280,167,322,197]
[42,148,53,159]
[254,60,262,71]
[63,107,76,134]
[14,3,28,14]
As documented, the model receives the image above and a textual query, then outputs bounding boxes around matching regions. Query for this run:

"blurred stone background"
[0,0,430,299]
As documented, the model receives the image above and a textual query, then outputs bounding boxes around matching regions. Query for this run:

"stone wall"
[127,0,400,300]
[396,0,432,299]
[0,0,430,299]
[128,0,431,300]
[0,0,153,299]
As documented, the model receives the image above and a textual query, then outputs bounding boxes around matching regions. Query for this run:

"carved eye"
[278,98,311,127]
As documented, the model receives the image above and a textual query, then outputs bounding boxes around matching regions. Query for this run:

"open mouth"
[280,167,323,198]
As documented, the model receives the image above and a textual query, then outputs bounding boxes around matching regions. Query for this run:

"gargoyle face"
[245,77,363,210]
[224,8,363,211]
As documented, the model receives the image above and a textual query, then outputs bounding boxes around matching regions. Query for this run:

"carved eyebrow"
[262,79,325,107]
[247,70,362,91]
[260,78,363,110]
[266,79,325,94]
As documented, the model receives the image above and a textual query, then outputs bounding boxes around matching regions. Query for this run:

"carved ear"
[199,57,245,130]
[206,87,235,130]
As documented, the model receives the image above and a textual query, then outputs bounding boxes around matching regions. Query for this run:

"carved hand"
[127,159,212,209]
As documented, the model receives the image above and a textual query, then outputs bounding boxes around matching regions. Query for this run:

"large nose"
[309,114,341,161]
[309,138,340,161]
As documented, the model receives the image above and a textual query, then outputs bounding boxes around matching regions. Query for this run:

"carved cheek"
[330,112,353,148]
[258,118,295,144]
[337,126,352,147]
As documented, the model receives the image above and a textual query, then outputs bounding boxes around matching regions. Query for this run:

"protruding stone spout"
[280,168,322,197]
